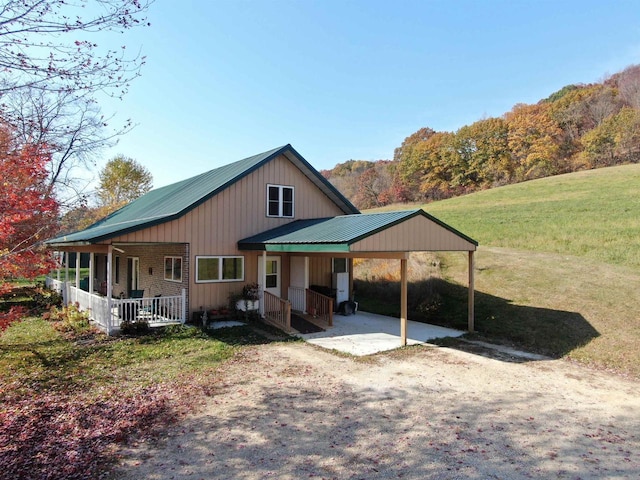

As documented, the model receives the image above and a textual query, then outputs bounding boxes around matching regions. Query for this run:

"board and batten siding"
[350,214,477,252]
[110,154,344,311]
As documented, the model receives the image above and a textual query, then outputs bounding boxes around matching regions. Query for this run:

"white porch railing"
[46,278,186,335]
[45,277,66,303]
[288,286,306,312]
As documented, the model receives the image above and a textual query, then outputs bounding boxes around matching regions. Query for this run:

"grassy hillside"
[363,164,640,377]
[424,164,640,268]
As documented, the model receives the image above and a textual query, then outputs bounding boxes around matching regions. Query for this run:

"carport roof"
[238,209,478,252]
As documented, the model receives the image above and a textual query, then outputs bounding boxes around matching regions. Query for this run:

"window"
[267,184,294,218]
[196,256,244,283]
[164,256,182,282]
[265,259,278,288]
[332,258,348,273]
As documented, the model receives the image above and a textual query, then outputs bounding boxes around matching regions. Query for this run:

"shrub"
[31,288,63,313]
[120,318,151,336]
[47,303,94,336]
[242,282,260,301]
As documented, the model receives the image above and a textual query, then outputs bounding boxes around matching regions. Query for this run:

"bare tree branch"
[0,0,152,98]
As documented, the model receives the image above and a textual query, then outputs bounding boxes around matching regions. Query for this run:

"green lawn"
[424,164,640,268]
[0,316,287,478]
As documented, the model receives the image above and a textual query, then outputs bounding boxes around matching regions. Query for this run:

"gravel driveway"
[113,341,639,479]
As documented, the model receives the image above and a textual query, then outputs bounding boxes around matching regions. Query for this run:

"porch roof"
[238,209,478,253]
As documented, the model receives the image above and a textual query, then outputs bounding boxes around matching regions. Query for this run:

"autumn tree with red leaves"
[0,123,59,293]
[0,0,152,206]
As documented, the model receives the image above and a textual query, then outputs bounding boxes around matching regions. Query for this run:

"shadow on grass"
[203,321,297,347]
[354,278,599,358]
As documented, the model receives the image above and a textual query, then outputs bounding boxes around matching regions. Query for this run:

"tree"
[0,123,59,290]
[2,87,132,206]
[0,0,151,98]
[352,162,392,209]
[393,127,438,201]
[416,131,460,200]
[97,155,152,212]
[454,117,512,187]
[0,0,152,208]
[504,103,564,181]
[322,159,376,201]
[615,64,640,109]
[580,107,640,167]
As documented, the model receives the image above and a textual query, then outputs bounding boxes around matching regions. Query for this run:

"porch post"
[181,288,187,324]
[468,250,475,333]
[260,251,267,316]
[304,256,309,313]
[89,252,94,294]
[400,257,408,346]
[63,252,69,305]
[106,246,113,334]
[75,251,80,302]
[348,258,354,301]
[56,251,61,281]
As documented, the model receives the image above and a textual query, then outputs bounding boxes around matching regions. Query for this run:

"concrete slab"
[298,310,464,356]
[209,320,245,329]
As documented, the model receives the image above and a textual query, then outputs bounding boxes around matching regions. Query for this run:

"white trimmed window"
[267,184,294,218]
[332,258,348,273]
[196,256,244,283]
[164,256,182,282]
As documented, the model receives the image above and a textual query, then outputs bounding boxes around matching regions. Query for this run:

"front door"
[258,256,281,298]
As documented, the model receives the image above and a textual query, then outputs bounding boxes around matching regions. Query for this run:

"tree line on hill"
[322,64,640,209]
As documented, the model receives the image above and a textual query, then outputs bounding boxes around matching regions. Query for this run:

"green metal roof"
[238,209,478,252]
[47,145,359,245]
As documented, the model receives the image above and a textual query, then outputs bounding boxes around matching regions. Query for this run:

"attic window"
[267,184,294,218]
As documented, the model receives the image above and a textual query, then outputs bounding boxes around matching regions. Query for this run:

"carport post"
[468,251,475,333]
[400,258,408,346]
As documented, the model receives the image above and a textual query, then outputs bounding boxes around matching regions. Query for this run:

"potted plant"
[236,282,260,311]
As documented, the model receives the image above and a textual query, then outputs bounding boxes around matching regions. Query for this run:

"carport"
[239,209,478,346]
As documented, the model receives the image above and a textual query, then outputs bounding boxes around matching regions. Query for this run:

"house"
[46,144,478,343]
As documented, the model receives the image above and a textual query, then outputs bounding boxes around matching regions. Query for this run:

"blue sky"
[97,0,640,189]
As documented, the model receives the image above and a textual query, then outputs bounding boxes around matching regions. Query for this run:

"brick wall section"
[111,243,190,314]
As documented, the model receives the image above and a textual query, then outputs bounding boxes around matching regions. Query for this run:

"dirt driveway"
[113,342,639,479]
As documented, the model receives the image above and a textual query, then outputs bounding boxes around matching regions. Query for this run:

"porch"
[45,277,186,334]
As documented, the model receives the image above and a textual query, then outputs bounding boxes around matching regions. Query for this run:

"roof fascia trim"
[347,209,478,247]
